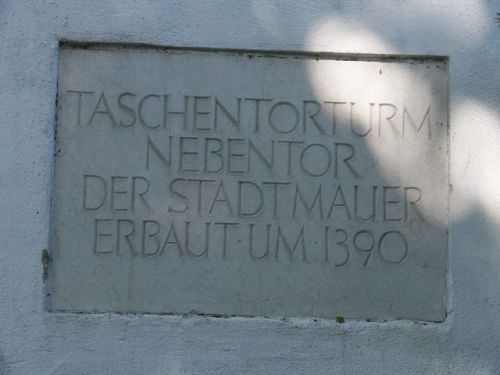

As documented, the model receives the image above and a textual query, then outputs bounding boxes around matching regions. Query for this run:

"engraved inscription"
[52,46,448,321]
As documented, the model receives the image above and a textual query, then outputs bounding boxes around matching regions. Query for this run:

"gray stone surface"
[52,45,448,321]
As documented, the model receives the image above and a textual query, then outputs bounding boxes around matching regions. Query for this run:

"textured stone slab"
[51,45,448,321]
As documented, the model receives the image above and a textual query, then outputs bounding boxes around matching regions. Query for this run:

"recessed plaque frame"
[51,43,448,321]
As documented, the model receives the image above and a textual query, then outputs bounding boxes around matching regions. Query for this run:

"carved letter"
[83,174,106,210]
[117,92,137,127]
[383,186,402,222]
[146,136,172,170]
[249,223,271,260]
[160,222,184,256]
[168,178,189,213]
[179,137,199,172]
[238,181,263,217]
[269,101,299,134]
[67,90,94,127]
[403,105,431,139]
[378,103,399,137]
[354,185,377,222]
[277,140,304,176]
[193,96,212,131]
[262,181,290,218]
[303,100,326,134]
[244,98,272,132]
[404,186,423,222]
[248,139,274,172]
[188,179,215,214]
[350,102,373,137]
[335,143,360,178]
[327,184,351,220]
[110,176,129,211]
[138,94,161,128]
[185,221,209,257]
[163,95,189,130]
[208,181,233,216]
[275,225,306,262]
[131,176,150,210]
[227,138,246,174]
[214,97,241,130]
[293,183,324,219]
[300,143,331,177]
[204,137,224,173]
[215,222,237,259]
[94,219,114,254]
[116,219,136,256]
[87,92,116,127]
[142,220,161,256]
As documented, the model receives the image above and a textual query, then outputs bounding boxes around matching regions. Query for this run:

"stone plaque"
[51,45,448,321]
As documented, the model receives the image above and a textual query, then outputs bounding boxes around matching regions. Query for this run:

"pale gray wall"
[1,0,500,373]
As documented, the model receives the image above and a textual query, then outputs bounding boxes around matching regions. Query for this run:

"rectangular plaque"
[51,45,448,321]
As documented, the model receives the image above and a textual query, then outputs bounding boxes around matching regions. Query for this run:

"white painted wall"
[1,0,499,373]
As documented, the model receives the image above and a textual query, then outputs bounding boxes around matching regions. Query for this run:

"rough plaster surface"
[1,0,500,373]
